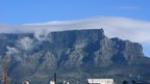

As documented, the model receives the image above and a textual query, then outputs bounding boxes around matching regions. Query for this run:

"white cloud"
[17,37,34,50]
[6,46,19,55]
[0,16,150,44]
[98,17,150,44]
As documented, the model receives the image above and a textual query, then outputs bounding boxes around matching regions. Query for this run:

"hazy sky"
[0,0,150,56]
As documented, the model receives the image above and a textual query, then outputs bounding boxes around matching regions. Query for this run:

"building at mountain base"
[87,78,114,84]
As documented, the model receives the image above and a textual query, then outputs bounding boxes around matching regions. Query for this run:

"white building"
[23,80,30,84]
[87,78,114,84]
[50,81,55,84]
[63,81,70,84]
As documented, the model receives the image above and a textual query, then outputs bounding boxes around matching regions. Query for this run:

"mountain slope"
[0,29,149,84]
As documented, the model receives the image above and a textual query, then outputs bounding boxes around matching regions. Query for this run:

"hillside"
[0,29,149,84]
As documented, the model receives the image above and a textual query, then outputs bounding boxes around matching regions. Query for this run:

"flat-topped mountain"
[0,29,149,84]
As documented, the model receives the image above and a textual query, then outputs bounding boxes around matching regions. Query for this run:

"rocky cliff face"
[0,29,149,84]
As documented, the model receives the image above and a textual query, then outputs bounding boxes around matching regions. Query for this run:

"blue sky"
[0,0,149,24]
[0,0,150,56]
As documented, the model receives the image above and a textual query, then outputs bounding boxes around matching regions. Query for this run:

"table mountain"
[0,29,149,84]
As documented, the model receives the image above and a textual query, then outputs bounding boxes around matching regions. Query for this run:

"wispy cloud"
[0,16,150,44]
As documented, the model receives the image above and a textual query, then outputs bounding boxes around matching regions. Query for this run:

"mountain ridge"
[0,29,149,84]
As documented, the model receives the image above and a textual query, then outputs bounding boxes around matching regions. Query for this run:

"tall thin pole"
[54,73,56,84]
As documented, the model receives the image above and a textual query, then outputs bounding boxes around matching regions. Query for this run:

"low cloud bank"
[0,16,150,44]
